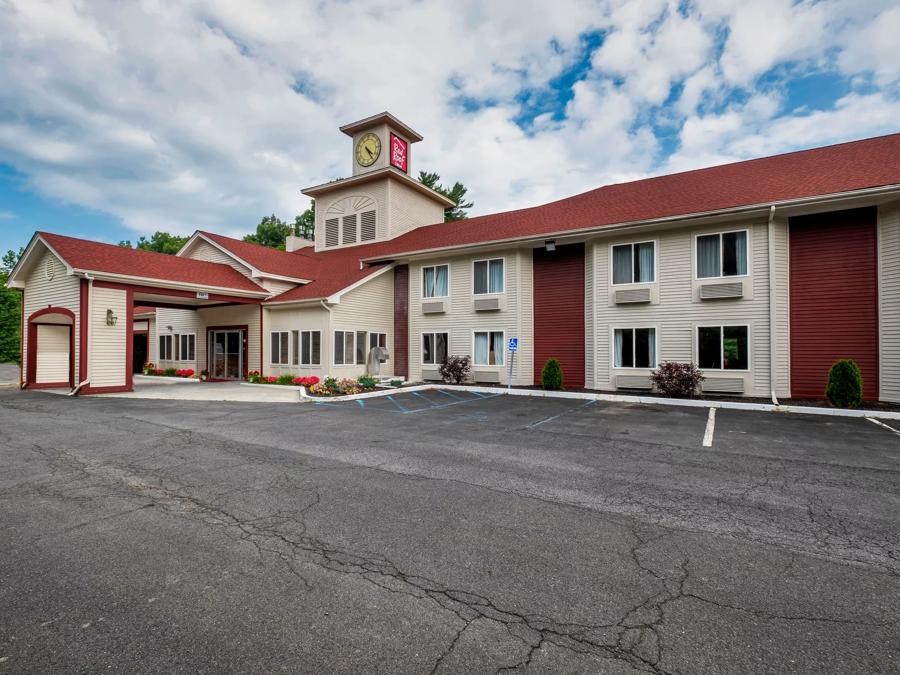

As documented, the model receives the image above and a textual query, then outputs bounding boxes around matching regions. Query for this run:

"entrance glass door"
[209,330,244,379]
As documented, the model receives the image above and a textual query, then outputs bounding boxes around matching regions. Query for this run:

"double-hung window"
[291,330,321,366]
[474,331,504,366]
[474,258,504,294]
[422,332,448,365]
[613,328,657,368]
[179,334,196,362]
[369,333,387,349]
[697,230,748,278]
[159,334,173,361]
[334,330,355,366]
[271,331,290,365]
[698,326,748,370]
[356,331,368,365]
[423,264,449,298]
[612,242,655,284]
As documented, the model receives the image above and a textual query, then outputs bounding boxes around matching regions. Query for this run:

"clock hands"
[366,146,374,158]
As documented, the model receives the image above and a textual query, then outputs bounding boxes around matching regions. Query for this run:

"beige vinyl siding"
[408,250,532,385]
[879,204,900,402]
[184,239,253,277]
[89,286,127,388]
[330,269,395,378]
[141,315,158,364]
[264,305,330,378]
[591,220,775,396]
[388,179,445,239]
[196,304,261,375]
[36,325,70,383]
[23,247,81,383]
[155,308,202,370]
[315,183,387,251]
[258,278,296,296]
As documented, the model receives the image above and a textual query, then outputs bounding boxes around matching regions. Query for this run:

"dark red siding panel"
[393,265,409,379]
[533,244,585,388]
[789,207,878,399]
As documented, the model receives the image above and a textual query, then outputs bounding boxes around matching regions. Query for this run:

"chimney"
[285,234,314,252]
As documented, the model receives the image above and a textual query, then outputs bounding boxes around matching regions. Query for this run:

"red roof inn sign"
[390,133,408,173]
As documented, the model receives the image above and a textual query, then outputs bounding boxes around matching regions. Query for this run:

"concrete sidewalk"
[0,362,19,388]
[95,378,301,402]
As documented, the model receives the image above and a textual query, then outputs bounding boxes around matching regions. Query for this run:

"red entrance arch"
[26,306,76,389]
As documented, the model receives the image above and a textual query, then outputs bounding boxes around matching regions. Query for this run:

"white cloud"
[0,0,896,240]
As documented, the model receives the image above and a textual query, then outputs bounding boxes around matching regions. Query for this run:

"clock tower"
[302,112,454,251]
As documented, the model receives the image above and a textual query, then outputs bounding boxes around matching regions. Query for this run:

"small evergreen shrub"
[439,355,471,384]
[276,374,296,386]
[650,362,704,398]
[541,358,564,390]
[825,359,863,408]
[164,367,177,377]
[357,375,377,390]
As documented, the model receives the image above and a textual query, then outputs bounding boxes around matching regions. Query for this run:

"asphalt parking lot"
[1,389,898,674]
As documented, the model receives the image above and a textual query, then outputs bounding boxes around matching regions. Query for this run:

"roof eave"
[338,112,424,142]
[302,167,455,207]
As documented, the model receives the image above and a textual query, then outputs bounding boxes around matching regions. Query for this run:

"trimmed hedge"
[541,358,564,390]
[825,359,863,408]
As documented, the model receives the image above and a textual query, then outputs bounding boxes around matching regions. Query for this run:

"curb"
[134,375,200,385]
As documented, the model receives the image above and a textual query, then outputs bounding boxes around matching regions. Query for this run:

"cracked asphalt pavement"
[1,389,898,673]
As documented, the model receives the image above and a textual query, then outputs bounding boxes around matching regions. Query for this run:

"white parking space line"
[702,407,717,447]
[866,417,900,436]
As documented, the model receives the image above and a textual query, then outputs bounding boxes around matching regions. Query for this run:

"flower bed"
[141,363,195,378]
[308,376,376,397]
[247,372,321,387]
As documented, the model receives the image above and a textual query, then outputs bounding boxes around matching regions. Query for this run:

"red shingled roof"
[265,246,388,302]
[362,132,900,260]
[199,231,317,279]
[40,232,267,293]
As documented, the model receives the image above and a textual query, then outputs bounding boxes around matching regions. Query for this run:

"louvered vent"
[325,218,339,247]
[701,377,745,393]
[616,375,652,390]
[614,288,651,304]
[473,297,501,311]
[342,214,357,244]
[700,282,743,300]
[360,210,376,241]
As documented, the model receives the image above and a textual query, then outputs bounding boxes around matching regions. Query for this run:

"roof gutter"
[767,205,780,407]
[360,183,900,264]
[70,272,94,395]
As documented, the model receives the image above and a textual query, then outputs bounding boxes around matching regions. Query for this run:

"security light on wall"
[166,325,173,332]
[105,309,118,326]
[544,240,556,252]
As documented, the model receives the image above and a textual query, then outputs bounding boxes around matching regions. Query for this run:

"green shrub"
[825,359,863,408]
[390,379,402,387]
[357,375,377,390]
[541,358,563,390]
[276,374,296,386]
[164,367,177,377]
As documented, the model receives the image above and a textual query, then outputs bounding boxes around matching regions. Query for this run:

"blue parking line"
[386,395,409,412]
[412,391,441,406]
[356,400,365,408]
[403,393,503,414]
[436,388,465,400]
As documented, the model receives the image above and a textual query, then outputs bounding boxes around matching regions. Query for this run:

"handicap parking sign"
[507,337,518,352]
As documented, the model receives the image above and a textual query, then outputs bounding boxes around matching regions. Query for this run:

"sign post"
[507,337,518,392]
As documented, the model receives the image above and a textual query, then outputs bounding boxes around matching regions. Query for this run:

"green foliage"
[118,231,189,254]
[244,214,293,250]
[0,248,23,364]
[164,367,177,377]
[825,359,863,408]
[294,201,315,240]
[541,358,564,390]
[418,170,474,222]
[276,374,296,386]
[357,375,377,390]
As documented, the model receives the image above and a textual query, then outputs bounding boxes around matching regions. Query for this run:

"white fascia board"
[191,233,312,285]
[71,269,270,297]
[5,234,74,288]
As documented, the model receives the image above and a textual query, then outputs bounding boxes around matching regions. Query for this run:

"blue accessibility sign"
[507,337,518,352]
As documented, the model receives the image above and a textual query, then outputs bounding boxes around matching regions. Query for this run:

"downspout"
[767,205,780,406]
[319,299,332,374]
[70,272,93,395]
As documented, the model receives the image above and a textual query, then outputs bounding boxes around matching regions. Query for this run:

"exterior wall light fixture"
[544,240,556,252]
[105,309,118,326]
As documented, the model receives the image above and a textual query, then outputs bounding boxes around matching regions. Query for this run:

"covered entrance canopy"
[6,232,270,394]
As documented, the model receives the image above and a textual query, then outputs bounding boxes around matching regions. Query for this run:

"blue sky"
[1,0,898,256]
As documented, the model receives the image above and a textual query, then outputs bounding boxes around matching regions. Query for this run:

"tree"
[418,171,474,221]
[293,200,315,240]
[244,214,293,250]
[118,231,189,254]
[0,248,23,364]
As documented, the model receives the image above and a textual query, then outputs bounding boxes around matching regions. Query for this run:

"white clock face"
[356,133,381,167]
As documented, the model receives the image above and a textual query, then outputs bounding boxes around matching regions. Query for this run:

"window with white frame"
[698,325,748,370]
[697,230,748,278]
[356,331,368,365]
[179,334,196,362]
[612,242,655,285]
[159,334,173,361]
[422,332,448,365]
[271,331,290,365]
[292,330,320,366]
[613,328,656,368]
[474,330,504,366]
[369,332,387,350]
[422,264,449,298]
[334,330,356,366]
[473,258,504,294]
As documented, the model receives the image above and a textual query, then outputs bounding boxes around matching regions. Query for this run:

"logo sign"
[507,337,518,353]
[196,291,209,300]
[389,133,408,173]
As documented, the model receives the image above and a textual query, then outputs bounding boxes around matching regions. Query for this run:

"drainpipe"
[767,205,780,406]
[70,272,94,395]
[319,299,332,376]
